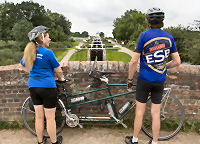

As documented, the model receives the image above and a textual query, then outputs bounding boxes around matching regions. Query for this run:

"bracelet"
[128,78,133,81]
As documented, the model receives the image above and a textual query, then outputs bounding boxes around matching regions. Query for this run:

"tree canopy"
[112,9,200,65]
[71,31,89,37]
[0,1,71,42]
[112,9,148,42]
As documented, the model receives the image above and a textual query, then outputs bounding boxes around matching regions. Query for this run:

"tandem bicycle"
[21,59,184,141]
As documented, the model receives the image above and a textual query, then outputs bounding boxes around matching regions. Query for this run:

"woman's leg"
[44,107,57,143]
[34,105,45,143]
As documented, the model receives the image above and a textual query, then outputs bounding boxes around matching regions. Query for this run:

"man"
[125,7,181,144]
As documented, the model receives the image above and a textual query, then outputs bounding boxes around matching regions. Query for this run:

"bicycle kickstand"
[109,113,128,128]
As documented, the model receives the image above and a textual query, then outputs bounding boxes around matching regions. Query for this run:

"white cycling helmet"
[28,25,50,41]
[146,7,165,24]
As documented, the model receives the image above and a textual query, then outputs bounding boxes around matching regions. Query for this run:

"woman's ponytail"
[23,41,36,70]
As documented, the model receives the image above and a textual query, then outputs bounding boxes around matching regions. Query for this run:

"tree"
[49,12,71,41]
[81,31,89,37]
[164,25,200,64]
[112,9,148,42]
[0,1,72,42]
[12,19,33,42]
[50,26,66,41]
[0,2,18,40]
[193,20,200,31]
[99,32,104,38]
[15,1,51,27]
[72,32,81,37]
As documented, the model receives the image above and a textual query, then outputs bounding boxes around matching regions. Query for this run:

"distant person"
[20,26,64,144]
[114,38,118,43]
[121,40,125,47]
[126,7,181,144]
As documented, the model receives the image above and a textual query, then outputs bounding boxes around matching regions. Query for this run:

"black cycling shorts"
[136,79,164,104]
[29,87,57,108]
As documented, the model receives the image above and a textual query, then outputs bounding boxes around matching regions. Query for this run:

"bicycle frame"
[60,83,136,123]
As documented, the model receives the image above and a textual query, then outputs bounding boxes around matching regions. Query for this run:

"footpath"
[0,128,199,144]
[109,40,134,56]
[60,43,83,64]
[60,40,133,65]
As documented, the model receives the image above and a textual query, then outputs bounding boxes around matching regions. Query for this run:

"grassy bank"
[69,49,88,61]
[0,119,199,133]
[106,49,131,63]
[54,42,80,62]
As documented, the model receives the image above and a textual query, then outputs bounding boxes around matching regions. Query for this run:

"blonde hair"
[23,32,48,70]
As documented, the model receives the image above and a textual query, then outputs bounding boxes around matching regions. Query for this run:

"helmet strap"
[42,33,45,41]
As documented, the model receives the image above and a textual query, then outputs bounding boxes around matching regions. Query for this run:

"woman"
[20,26,64,144]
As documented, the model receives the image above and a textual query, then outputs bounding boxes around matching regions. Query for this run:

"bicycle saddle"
[96,70,116,75]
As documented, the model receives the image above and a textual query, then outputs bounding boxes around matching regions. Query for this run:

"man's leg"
[151,103,161,143]
[34,105,45,143]
[133,100,146,138]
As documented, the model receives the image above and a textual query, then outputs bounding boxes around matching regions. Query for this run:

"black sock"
[52,142,57,144]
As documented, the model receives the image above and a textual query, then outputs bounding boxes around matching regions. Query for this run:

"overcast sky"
[2,0,200,37]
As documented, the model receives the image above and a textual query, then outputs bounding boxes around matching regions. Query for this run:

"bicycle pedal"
[43,137,47,144]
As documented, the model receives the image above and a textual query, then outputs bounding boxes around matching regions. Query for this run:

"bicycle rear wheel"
[22,97,66,138]
[142,95,184,141]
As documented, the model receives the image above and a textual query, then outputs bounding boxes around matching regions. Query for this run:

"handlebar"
[56,78,71,84]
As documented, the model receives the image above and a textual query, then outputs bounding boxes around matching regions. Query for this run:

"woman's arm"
[54,66,65,81]
[19,64,30,74]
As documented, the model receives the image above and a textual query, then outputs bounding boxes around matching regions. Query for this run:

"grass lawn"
[54,49,70,62]
[106,49,131,63]
[69,49,88,61]
[54,42,80,62]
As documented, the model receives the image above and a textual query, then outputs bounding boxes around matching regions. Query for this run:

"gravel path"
[109,40,134,56]
[0,128,199,144]
[60,43,83,64]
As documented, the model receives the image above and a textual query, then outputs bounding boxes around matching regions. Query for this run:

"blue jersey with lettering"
[20,46,60,88]
[135,29,177,83]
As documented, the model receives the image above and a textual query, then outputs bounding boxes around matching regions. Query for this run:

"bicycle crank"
[66,114,83,128]
[109,113,127,128]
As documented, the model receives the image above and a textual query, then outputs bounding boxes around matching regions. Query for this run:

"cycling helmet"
[28,25,50,41]
[146,7,164,24]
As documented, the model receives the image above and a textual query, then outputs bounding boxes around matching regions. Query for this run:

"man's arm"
[128,52,141,80]
[54,66,65,81]
[127,52,140,91]
[166,52,181,69]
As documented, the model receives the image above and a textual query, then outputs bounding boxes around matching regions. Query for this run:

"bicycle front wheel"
[142,95,184,141]
[22,97,66,138]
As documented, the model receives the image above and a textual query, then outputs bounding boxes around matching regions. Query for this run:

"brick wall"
[0,62,199,121]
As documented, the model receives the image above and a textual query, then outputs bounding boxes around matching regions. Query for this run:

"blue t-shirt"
[135,29,177,83]
[20,46,60,88]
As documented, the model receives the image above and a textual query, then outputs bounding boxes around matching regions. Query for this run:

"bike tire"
[22,97,66,138]
[142,95,185,141]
